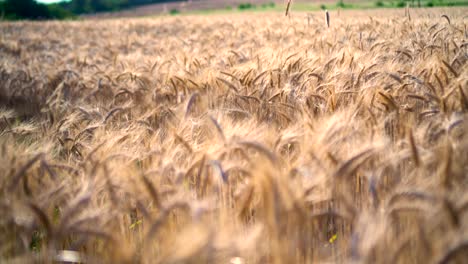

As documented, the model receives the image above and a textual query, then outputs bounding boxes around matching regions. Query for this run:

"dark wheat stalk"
[441,14,451,25]
[285,0,292,17]
[325,10,330,28]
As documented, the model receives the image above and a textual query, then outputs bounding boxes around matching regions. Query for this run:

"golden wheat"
[0,7,467,264]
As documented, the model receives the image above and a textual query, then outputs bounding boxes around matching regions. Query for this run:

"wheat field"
[0,7,467,264]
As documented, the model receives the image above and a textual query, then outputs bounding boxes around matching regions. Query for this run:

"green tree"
[1,0,51,19]
[0,0,73,20]
[71,0,92,13]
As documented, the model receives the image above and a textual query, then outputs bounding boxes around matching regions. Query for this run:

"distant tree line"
[0,0,184,20]
[0,0,73,19]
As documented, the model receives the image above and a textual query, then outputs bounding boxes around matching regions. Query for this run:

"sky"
[37,0,70,3]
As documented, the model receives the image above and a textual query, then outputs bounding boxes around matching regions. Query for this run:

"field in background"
[1,7,468,264]
[86,0,468,18]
